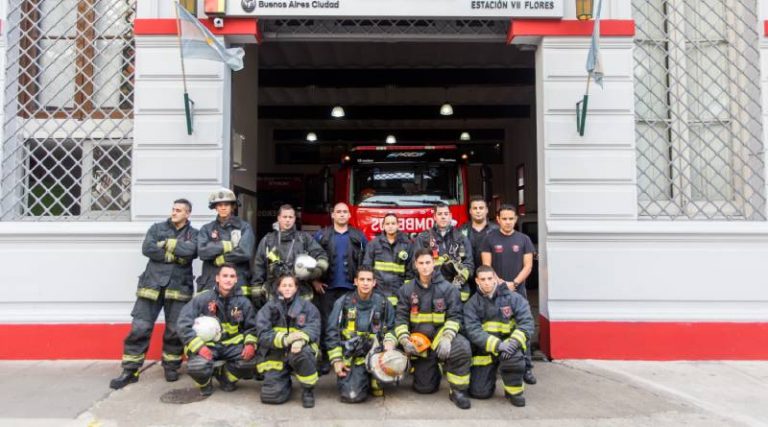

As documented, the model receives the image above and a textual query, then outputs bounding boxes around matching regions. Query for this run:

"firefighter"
[197,188,255,295]
[464,265,534,407]
[312,202,368,375]
[394,248,472,409]
[362,212,412,307]
[177,263,259,396]
[110,199,198,390]
[255,274,321,408]
[458,196,498,295]
[480,204,537,385]
[326,267,396,403]
[413,203,475,303]
[251,204,329,309]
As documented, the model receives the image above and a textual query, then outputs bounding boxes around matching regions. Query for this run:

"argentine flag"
[176,3,245,71]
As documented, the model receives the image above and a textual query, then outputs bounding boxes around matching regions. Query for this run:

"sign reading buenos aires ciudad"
[230,0,564,18]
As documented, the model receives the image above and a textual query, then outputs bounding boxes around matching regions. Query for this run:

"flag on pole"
[585,0,604,89]
[175,3,245,71]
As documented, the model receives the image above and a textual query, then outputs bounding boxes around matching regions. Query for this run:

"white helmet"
[208,188,237,209]
[366,349,409,384]
[192,316,222,342]
[294,254,317,280]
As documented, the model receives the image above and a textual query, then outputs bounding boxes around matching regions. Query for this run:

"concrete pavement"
[0,360,766,427]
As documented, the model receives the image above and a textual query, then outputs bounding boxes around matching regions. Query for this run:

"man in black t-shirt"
[480,204,537,385]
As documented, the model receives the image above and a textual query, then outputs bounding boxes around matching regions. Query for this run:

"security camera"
[213,17,224,28]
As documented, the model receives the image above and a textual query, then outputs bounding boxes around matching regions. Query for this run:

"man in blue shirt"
[313,202,368,373]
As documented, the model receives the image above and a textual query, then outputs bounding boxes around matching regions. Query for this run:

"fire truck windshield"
[352,163,460,207]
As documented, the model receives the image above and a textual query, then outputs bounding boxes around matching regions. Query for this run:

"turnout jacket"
[255,293,322,353]
[177,285,258,354]
[463,285,534,356]
[394,274,463,351]
[197,216,255,292]
[251,226,328,292]
[325,291,396,363]
[413,226,475,301]
[137,219,198,302]
[362,232,413,305]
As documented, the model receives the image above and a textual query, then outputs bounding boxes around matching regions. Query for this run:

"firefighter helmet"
[208,188,237,209]
[366,349,409,384]
[409,332,432,353]
[192,316,222,342]
[294,254,318,280]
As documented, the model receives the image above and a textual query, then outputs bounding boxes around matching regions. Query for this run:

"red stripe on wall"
[508,19,635,43]
[134,18,258,36]
[543,317,768,360]
[0,324,165,360]
[765,20,768,37]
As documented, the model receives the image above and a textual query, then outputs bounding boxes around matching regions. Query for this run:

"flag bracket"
[576,95,588,136]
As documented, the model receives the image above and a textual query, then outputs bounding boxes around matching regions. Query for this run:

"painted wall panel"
[547,150,636,182]
[133,150,222,183]
[546,185,637,218]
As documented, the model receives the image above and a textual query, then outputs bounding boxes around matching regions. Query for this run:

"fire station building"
[0,0,767,360]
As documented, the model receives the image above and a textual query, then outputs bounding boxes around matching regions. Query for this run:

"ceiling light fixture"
[440,103,454,116]
[306,132,317,142]
[331,106,345,118]
[386,134,397,144]
[460,131,471,141]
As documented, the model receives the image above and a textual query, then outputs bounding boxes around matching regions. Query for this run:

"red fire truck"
[332,145,470,239]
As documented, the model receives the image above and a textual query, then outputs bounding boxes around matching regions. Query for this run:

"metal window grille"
[633,0,765,220]
[1,0,135,220]
[260,19,510,41]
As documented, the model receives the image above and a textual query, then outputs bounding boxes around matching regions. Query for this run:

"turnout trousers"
[411,334,471,394]
[468,350,526,398]
[187,344,256,388]
[258,347,319,404]
[121,290,186,370]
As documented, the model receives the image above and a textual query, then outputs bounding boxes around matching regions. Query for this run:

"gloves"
[165,238,177,253]
[231,230,242,248]
[399,335,418,355]
[290,340,305,354]
[284,331,305,346]
[198,346,213,361]
[383,339,396,352]
[435,330,456,361]
[309,266,324,280]
[156,240,166,248]
[498,339,521,360]
[164,252,176,263]
[241,343,256,361]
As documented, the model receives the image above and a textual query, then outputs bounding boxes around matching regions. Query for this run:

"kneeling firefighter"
[177,263,258,396]
[463,265,534,407]
[326,267,399,402]
[255,274,321,408]
[394,248,473,409]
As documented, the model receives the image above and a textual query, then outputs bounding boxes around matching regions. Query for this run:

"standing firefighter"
[255,274,321,408]
[326,267,398,403]
[394,248,473,409]
[464,265,534,407]
[458,196,498,295]
[197,188,255,294]
[363,212,413,307]
[110,199,197,389]
[413,203,474,303]
[251,204,328,308]
[177,263,258,396]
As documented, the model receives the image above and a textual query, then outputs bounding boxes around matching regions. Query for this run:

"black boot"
[506,392,526,407]
[523,369,537,385]
[200,382,214,397]
[215,368,237,392]
[164,366,179,382]
[109,369,138,390]
[449,389,471,410]
[302,388,315,408]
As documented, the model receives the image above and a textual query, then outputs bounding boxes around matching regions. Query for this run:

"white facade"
[1,0,767,359]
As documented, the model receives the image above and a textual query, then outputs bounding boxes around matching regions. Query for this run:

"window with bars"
[632,0,765,220]
[2,0,135,220]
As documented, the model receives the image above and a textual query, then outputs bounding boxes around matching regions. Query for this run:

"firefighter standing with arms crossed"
[363,212,413,307]
[459,196,498,295]
[463,265,534,406]
[413,203,474,303]
[394,248,473,409]
[110,199,198,389]
[480,204,537,385]
[197,188,255,294]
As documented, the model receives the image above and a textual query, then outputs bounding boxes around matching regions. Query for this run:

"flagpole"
[174,1,193,135]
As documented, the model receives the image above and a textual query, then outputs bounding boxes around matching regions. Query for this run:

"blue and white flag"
[176,3,244,71]
[585,0,604,88]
